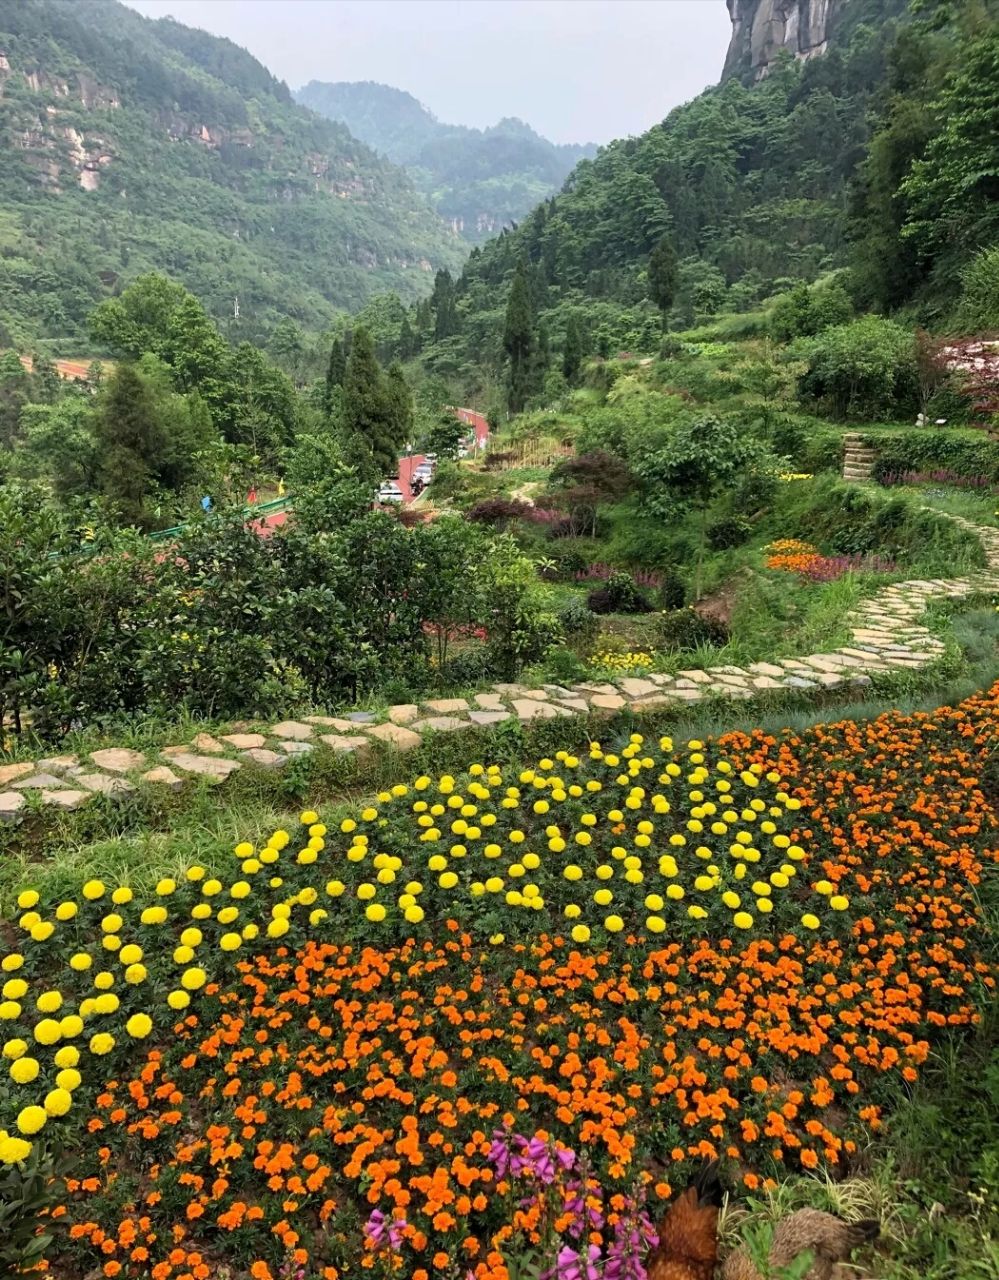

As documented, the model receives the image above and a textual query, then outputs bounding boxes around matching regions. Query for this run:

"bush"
[958,244,999,332]
[442,646,493,687]
[869,430,999,485]
[658,567,686,611]
[558,597,600,639]
[586,571,651,615]
[466,497,534,527]
[706,515,753,550]
[659,607,729,651]
[798,316,918,421]
[543,645,588,684]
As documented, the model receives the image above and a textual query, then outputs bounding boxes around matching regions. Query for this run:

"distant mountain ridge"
[0,0,465,347]
[295,80,597,242]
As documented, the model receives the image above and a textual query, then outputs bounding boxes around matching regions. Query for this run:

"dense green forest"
[296,80,596,243]
[354,0,998,411]
[0,0,465,350]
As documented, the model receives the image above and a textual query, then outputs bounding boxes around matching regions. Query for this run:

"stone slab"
[513,699,564,721]
[468,710,510,725]
[91,748,146,774]
[474,693,507,710]
[36,755,79,773]
[387,704,420,725]
[142,766,184,790]
[423,697,471,714]
[17,773,68,789]
[40,790,89,810]
[0,791,26,819]
[221,733,267,750]
[166,753,241,780]
[191,733,225,754]
[0,763,34,787]
[75,773,135,795]
[319,734,371,752]
[241,748,286,769]
[279,741,314,756]
[270,720,314,740]
[617,678,659,697]
[366,722,423,751]
[411,716,469,733]
[589,693,626,710]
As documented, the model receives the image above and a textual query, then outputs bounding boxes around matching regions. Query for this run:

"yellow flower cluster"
[0,742,845,1165]
[778,472,813,481]
[589,650,655,673]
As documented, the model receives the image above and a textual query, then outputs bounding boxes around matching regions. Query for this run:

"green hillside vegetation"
[0,0,465,350]
[296,80,596,242]
[353,0,998,414]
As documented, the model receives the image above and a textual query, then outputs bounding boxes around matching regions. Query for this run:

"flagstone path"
[2,513,997,821]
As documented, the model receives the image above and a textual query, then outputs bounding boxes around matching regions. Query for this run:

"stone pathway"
[2,513,998,822]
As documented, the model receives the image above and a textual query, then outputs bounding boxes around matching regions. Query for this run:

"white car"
[377,482,403,504]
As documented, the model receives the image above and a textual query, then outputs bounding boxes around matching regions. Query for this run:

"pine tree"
[342,327,399,479]
[431,269,459,341]
[648,235,679,328]
[503,260,536,415]
[398,315,418,359]
[324,337,347,417]
[385,362,414,451]
[562,314,583,385]
[94,363,167,527]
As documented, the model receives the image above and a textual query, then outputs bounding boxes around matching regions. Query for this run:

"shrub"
[543,645,588,684]
[706,515,753,550]
[586,571,651,615]
[958,244,999,332]
[798,316,918,420]
[466,497,534,527]
[868,430,999,485]
[659,607,729,651]
[658,568,686,611]
[557,597,600,640]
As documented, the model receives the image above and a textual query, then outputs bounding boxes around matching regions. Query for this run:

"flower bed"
[764,539,898,580]
[1,688,997,1279]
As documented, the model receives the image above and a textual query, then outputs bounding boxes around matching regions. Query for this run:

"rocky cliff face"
[723,0,841,80]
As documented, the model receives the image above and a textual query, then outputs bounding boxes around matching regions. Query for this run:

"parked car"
[377,482,403,504]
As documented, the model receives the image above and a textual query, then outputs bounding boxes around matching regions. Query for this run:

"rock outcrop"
[723,0,840,80]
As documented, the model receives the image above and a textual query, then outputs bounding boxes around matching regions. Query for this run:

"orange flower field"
[2,685,998,1279]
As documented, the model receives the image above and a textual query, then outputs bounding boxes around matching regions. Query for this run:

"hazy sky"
[124,0,732,144]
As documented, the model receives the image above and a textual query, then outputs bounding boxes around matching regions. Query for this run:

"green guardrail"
[146,495,292,542]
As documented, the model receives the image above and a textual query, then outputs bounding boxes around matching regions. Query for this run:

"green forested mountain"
[392,0,999,404]
[0,0,465,349]
[295,80,596,243]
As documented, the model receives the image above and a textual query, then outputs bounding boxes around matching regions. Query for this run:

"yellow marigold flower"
[82,880,105,901]
[167,991,190,1011]
[829,895,849,911]
[89,1032,115,1055]
[220,933,242,952]
[44,1088,72,1117]
[571,924,591,944]
[34,1019,62,1046]
[365,903,387,922]
[646,916,666,934]
[69,954,92,972]
[181,968,206,991]
[0,955,23,973]
[0,1133,32,1163]
[16,890,39,910]
[604,915,624,933]
[56,1068,81,1091]
[10,1057,39,1084]
[16,1106,46,1136]
[801,913,820,930]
